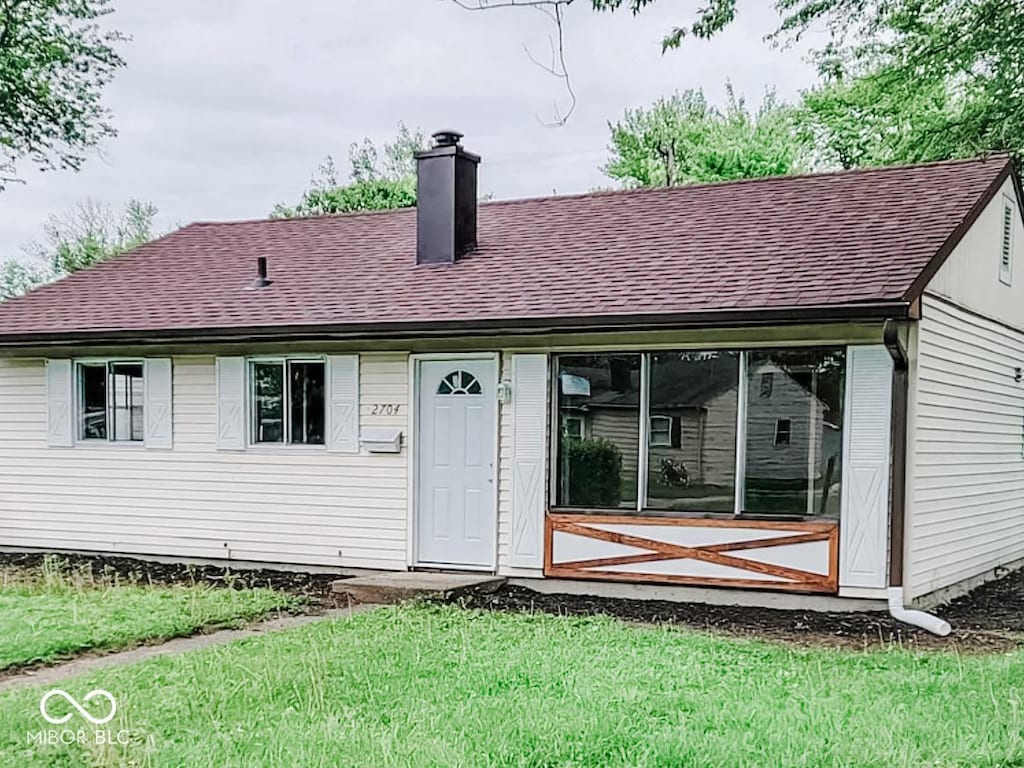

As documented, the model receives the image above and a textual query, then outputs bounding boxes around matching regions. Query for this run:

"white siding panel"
[926,176,1024,328]
[839,345,893,589]
[508,354,548,569]
[0,354,410,570]
[908,296,1024,598]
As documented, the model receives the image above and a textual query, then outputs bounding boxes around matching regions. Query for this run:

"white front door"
[416,358,497,568]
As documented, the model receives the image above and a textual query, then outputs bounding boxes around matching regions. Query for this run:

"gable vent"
[1001,198,1014,284]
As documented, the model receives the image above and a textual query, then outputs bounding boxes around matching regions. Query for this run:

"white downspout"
[887,587,951,636]
[883,319,951,637]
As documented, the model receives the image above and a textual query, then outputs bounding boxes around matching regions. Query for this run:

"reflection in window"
[77,361,144,442]
[79,364,108,440]
[252,362,285,444]
[646,352,739,512]
[110,363,144,442]
[743,348,845,516]
[556,355,640,508]
[289,361,325,445]
[438,370,482,395]
[251,360,326,446]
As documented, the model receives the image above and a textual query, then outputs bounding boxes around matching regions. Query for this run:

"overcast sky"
[1,1,820,260]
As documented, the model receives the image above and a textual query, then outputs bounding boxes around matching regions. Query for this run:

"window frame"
[74,358,146,446]
[773,417,792,447]
[550,346,846,521]
[648,414,673,447]
[247,356,327,449]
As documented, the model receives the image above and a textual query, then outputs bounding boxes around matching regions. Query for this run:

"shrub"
[566,437,623,507]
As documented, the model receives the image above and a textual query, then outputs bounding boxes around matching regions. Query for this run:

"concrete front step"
[331,571,506,606]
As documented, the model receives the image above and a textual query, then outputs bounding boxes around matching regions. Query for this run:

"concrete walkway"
[0,604,376,693]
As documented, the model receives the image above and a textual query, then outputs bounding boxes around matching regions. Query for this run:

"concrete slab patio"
[332,572,506,605]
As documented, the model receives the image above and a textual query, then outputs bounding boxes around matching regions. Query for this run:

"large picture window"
[646,351,739,513]
[250,359,325,446]
[556,354,640,509]
[552,346,847,518]
[77,361,144,442]
[743,348,845,516]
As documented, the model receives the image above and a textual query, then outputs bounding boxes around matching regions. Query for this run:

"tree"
[272,124,426,218]
[604,85,810,187]
[1,198,158,300]
[0,0,127,189]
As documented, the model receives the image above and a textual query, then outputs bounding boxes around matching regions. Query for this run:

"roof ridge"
[184,154,1011,229]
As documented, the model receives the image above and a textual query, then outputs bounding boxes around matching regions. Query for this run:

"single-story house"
[1,132,1022,629]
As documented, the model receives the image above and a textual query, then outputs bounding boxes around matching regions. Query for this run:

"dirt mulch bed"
[0,551,344,607]
[448,568,1024,653]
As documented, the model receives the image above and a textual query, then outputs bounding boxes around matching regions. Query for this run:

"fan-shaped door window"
[437,370,483,395]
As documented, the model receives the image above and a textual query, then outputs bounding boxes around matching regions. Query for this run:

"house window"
[1000,197,1014,286]
[551,346,846,519]
[77,361,144,442]
[437,370,483,395]
[649,415,673,447]
[555,354,640,509]
[562,414,585,440]
[646,351,739,512]
[250,359,325,445]
[743,348,845,517]
[774,418,792,446]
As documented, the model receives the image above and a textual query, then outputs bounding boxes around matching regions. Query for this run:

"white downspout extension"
[887,587,951,636]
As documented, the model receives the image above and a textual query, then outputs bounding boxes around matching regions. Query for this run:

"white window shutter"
[216,357,246,451]
[328,355,360,453]
[46,359,74,447]
[144,358,173,449]
[510,354,548,569]
[839,345,893,589]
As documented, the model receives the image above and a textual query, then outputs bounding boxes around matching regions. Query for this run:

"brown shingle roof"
[0,155,1012,344]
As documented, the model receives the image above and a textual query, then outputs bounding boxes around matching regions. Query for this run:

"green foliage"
[604,85,810,187]
[566,436,623,506]
[593,1,1024,162]
[272,123,426,218]
[1,198,158,301]
[24,198,158,276]
[0,556,295,671]
[0,0,127,189]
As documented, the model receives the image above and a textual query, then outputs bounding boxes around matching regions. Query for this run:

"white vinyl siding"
[908,296,1024,599]
[926,176,1024,328]
[0,354,409,569]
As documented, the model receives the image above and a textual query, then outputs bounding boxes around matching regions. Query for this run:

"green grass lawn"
[0,558,298,671]
[1,604,1021,767]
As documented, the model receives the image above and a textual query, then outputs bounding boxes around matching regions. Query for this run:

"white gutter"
[887,587,951,636]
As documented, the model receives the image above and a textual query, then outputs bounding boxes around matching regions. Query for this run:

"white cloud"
[0,0,816,255]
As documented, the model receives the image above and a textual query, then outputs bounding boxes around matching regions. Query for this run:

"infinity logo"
[39,689,117,725]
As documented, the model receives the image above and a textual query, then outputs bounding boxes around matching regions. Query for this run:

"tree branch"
[450,0,577,126]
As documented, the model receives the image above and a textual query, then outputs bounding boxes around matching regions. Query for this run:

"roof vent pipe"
[250,256,272,289]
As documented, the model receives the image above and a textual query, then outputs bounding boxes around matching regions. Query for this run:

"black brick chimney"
[414,130,480,264]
